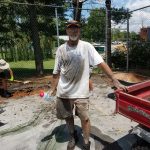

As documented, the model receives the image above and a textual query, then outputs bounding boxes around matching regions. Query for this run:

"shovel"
[11,79,31,84]
[1,78,31,84]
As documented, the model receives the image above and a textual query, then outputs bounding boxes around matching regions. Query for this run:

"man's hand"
[98,62,127,92]
[112,78,127,92]
[48,89,56,96]
[48,73,59,96]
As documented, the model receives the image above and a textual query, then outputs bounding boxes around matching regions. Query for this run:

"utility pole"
[105,0,112,67]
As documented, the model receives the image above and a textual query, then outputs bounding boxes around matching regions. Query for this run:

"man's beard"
[69,35,79,41]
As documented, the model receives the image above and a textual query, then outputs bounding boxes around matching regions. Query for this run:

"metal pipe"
[126,10,129,72]
[105,0,111,67]
[55,8,60,47]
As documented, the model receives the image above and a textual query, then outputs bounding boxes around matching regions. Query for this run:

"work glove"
[9,76,14,81]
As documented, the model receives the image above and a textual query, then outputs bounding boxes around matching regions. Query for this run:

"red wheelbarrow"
[115,80,150,149]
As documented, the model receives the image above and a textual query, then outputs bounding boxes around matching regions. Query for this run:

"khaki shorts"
[56,97,89,121]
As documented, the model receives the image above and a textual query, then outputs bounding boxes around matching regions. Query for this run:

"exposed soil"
[0,72,149,101]
[10,76,53,98]
[0,76,52,102]
[113,72,149,83]
[0,71,149,150]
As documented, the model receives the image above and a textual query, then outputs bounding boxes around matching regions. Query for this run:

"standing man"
[50,20,126,150]
[0,59,13,98]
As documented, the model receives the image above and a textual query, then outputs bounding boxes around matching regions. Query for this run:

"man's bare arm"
[98,62,126,90]
[9,68,14,81]
[49,73,60,95]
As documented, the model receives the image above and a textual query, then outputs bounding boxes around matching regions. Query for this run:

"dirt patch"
[0,76,52,101]
[0,72,149,101]
[113,72,149,83]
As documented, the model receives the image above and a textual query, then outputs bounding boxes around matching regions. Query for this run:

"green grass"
[7,59,104,79]
[9,59,55,79]
[10,59,55,69]
[9,59,103,79]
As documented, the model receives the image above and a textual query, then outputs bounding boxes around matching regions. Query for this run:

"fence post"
[55,8,60,47]
[126,10,130,72]
[105,0,112,67]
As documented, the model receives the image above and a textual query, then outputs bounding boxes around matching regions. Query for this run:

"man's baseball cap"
[66,20,81,28]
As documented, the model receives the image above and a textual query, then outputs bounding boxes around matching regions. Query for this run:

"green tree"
[26,0,66,75]
[130,31,140,41]
[0,2,17,60]
[82,7,131,42]
[72,0,88,21]
[130,42,150,69]
[82,8,105,42]
[111,7,131,24]
[0,0,66,75]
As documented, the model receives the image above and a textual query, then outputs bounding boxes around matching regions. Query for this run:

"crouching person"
[0,59,13,98]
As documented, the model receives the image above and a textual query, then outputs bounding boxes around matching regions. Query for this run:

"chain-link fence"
[0,2,105,79]
[0,1,150,80]
[129,6,150,75]
[111,5,150,75]
[0,2,67,79]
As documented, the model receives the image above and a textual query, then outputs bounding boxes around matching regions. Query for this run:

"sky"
[82,0,150,33]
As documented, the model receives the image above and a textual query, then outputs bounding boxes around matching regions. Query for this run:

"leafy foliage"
[111,51,126,69]
[111,7,131,24]
[111,41,150,70]
[82,7,131,42]
[82,8,105,42]
[129,42,150,69]
[0,0,67,62]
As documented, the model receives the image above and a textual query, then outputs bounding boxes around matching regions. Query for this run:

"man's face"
[66,26,80,41]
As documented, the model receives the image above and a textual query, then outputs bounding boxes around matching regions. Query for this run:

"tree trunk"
[72,0,83,21]
[28,0,44,75]
[105,0,112,67]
